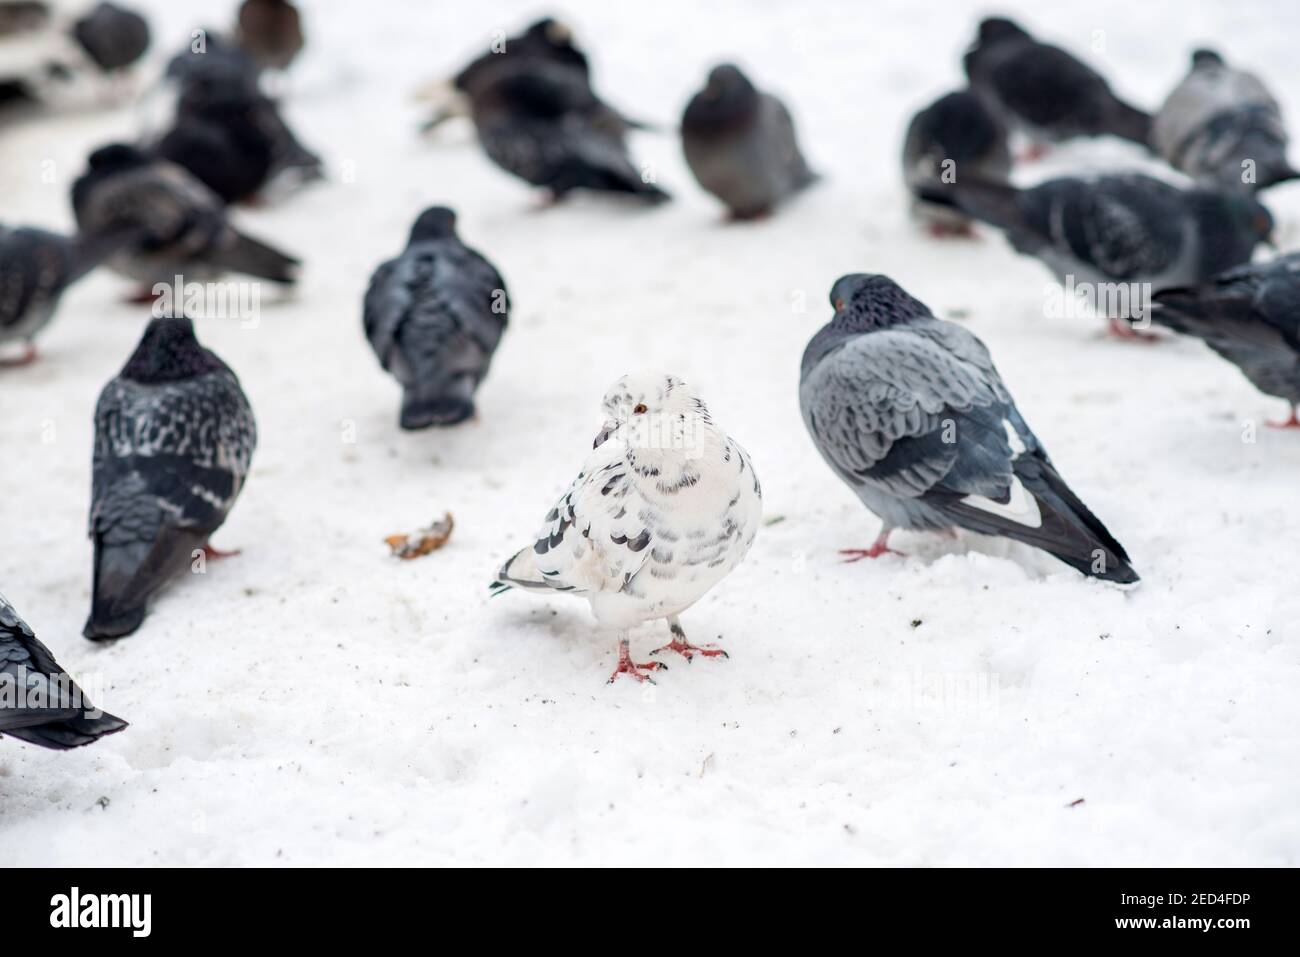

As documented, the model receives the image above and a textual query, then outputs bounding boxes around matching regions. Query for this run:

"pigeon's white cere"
[496,373,763,635]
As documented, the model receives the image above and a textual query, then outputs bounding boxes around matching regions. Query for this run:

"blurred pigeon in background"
[1152,253,1300,427]
[964,16,1151,154]
[467,58,668,203]
[235,0,303,73]
[1,593,128,749]
[363,207,509,429]
[491,373,763,682]
[70,2,150,75]
[920,172,1273,335]
[800,274,1139,583]
[0,0,49,36]
[72,143,300,296]
[84,315,256,640]
[902,89,1011,237]
[0,223,139,366]
[681,63,817,220]
[1152,49,1298,192]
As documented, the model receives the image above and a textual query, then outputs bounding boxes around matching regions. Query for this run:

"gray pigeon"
[800,274,1138,583]
[2,593,127,749]
[71,2,150,74]
[902,89,1011,236]
[964,17,1151,151]
[72,143,300,296]
[920,172,1273,330]
[681,63,817,220]
[363,207,508,429]
[1153,49,1298,193]
[0,1,49,37]
[85,315,256,640]
[468,58,669,203]
[1151,253,1300,427]
[0,224,137,366]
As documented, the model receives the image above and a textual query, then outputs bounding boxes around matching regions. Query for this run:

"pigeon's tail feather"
[491,547,554,594]
[1150,286,1248,339]
[3,711,128,750]
[946,453,1139,585]
[69,225,148,282]
[399,375,476,430]
[1258,164,1300,190]
[917,175,1023,232]
[1107,100,1153,148]
[210,230,300,284]
[84,527,203,640]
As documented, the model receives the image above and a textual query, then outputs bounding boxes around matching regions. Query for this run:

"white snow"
[2,0,1299,866]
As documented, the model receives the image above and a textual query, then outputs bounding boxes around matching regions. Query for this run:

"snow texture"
[1,0,1298,865]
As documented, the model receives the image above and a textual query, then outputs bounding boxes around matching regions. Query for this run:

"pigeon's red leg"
[1105,317,1162,342]
[608,637,666,684]
[0,343,37,368]
[840,528,903,562]
[1017,142,1051,162]
[124,287,163,304]
[200,543,242,560]
[650,618,729,662]
[927,220,976,239]
[1267,407,1300,429]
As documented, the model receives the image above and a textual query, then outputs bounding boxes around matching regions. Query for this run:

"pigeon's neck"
[622,417,729,499]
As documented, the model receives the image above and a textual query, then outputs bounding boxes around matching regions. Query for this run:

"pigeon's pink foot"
[608,639,666,684]
[0,343,37,367]
[200,543,242,560]
[1266,408,1300,429]
[1018,142,1051,162]
[840,529,902,562]
[124,287,163,304]
[927,220,976,239]
[1105,317,1162,342]
[650,621,728,662]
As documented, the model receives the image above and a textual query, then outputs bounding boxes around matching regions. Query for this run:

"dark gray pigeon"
[681,63,817,220]
[2,593,127,749]
[468,59,669,203]
[902,89,1011,236]
[235,0,304,73]
[1153,49,1298,193]
[964,17,1151,151]
[0,223,137,365]
[363,207,508,429]
[72,143,300,296]
[1152,253,1300,427]
[85,315,256,640]
[921,172,1273,330]
[71,2,150,74]
[800,274,1138,583]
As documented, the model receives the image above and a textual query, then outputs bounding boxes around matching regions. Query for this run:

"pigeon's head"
[684,63,758,132]
[1191,48,1225,69]
[974,17,1029,46]
[86,142,149,172]
[703,63,756,99]
[120,315,225,384]
[593,374,709,452]
[408,206,459,243]
[521,18,589,72]
[829,274,933,331]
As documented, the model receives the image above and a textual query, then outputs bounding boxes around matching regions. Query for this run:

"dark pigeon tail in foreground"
[2,595,128,750]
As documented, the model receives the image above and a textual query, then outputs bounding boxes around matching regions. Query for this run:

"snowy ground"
[2,0,1299,866]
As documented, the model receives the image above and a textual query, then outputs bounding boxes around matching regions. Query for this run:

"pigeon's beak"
[593,421,617,449]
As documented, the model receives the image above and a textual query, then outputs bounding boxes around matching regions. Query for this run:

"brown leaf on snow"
[385,513,454,560]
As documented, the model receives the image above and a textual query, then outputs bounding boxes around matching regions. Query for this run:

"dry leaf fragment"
[385,513,454,559]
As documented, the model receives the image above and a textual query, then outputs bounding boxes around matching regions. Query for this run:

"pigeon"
[235,0,303,73]
[84,315,256,640]
[963,17,1151,152]
[902,89,1011,237]
[920,172,1273,332]
[363,207,509,429]
[491,373,762,682]
[71,143,300,295]
[681,63,818,220]
[0,1,49,37]
[70,2,150,74]
[2,593,128,749]
[0,223,138,366]
[1151,253,1300,427]
[467,58,669,203]
[1152,49,1298,192]
[800,274,1139,584]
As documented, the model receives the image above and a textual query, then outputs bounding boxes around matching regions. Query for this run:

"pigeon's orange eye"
[633,403,648,414]
[834,298,845,311]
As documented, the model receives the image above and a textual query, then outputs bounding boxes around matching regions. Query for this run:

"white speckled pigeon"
[363,207,508,429]
[800,274,1138,584]
[1152,253,1300,427]
[467,59,668,204]
[681,63,818,220]
[2,592,128,749]
[902,89,1011,237]
[0,223,137,366]
[492,373,762,682]
[72,143,300,297]
[84,315,256,640]
[964,17,1151,152]
[1153,49,1298,193]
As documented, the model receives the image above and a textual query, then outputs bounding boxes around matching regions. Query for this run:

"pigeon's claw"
[201,543,242,560]
[1266,408,1300,429]
[650,638,729,662]
[608,637,666,684]
[1105,317,1162,342]
[0,343,38,368]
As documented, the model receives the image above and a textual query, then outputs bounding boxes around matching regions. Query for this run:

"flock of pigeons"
[2,5,1300,746]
